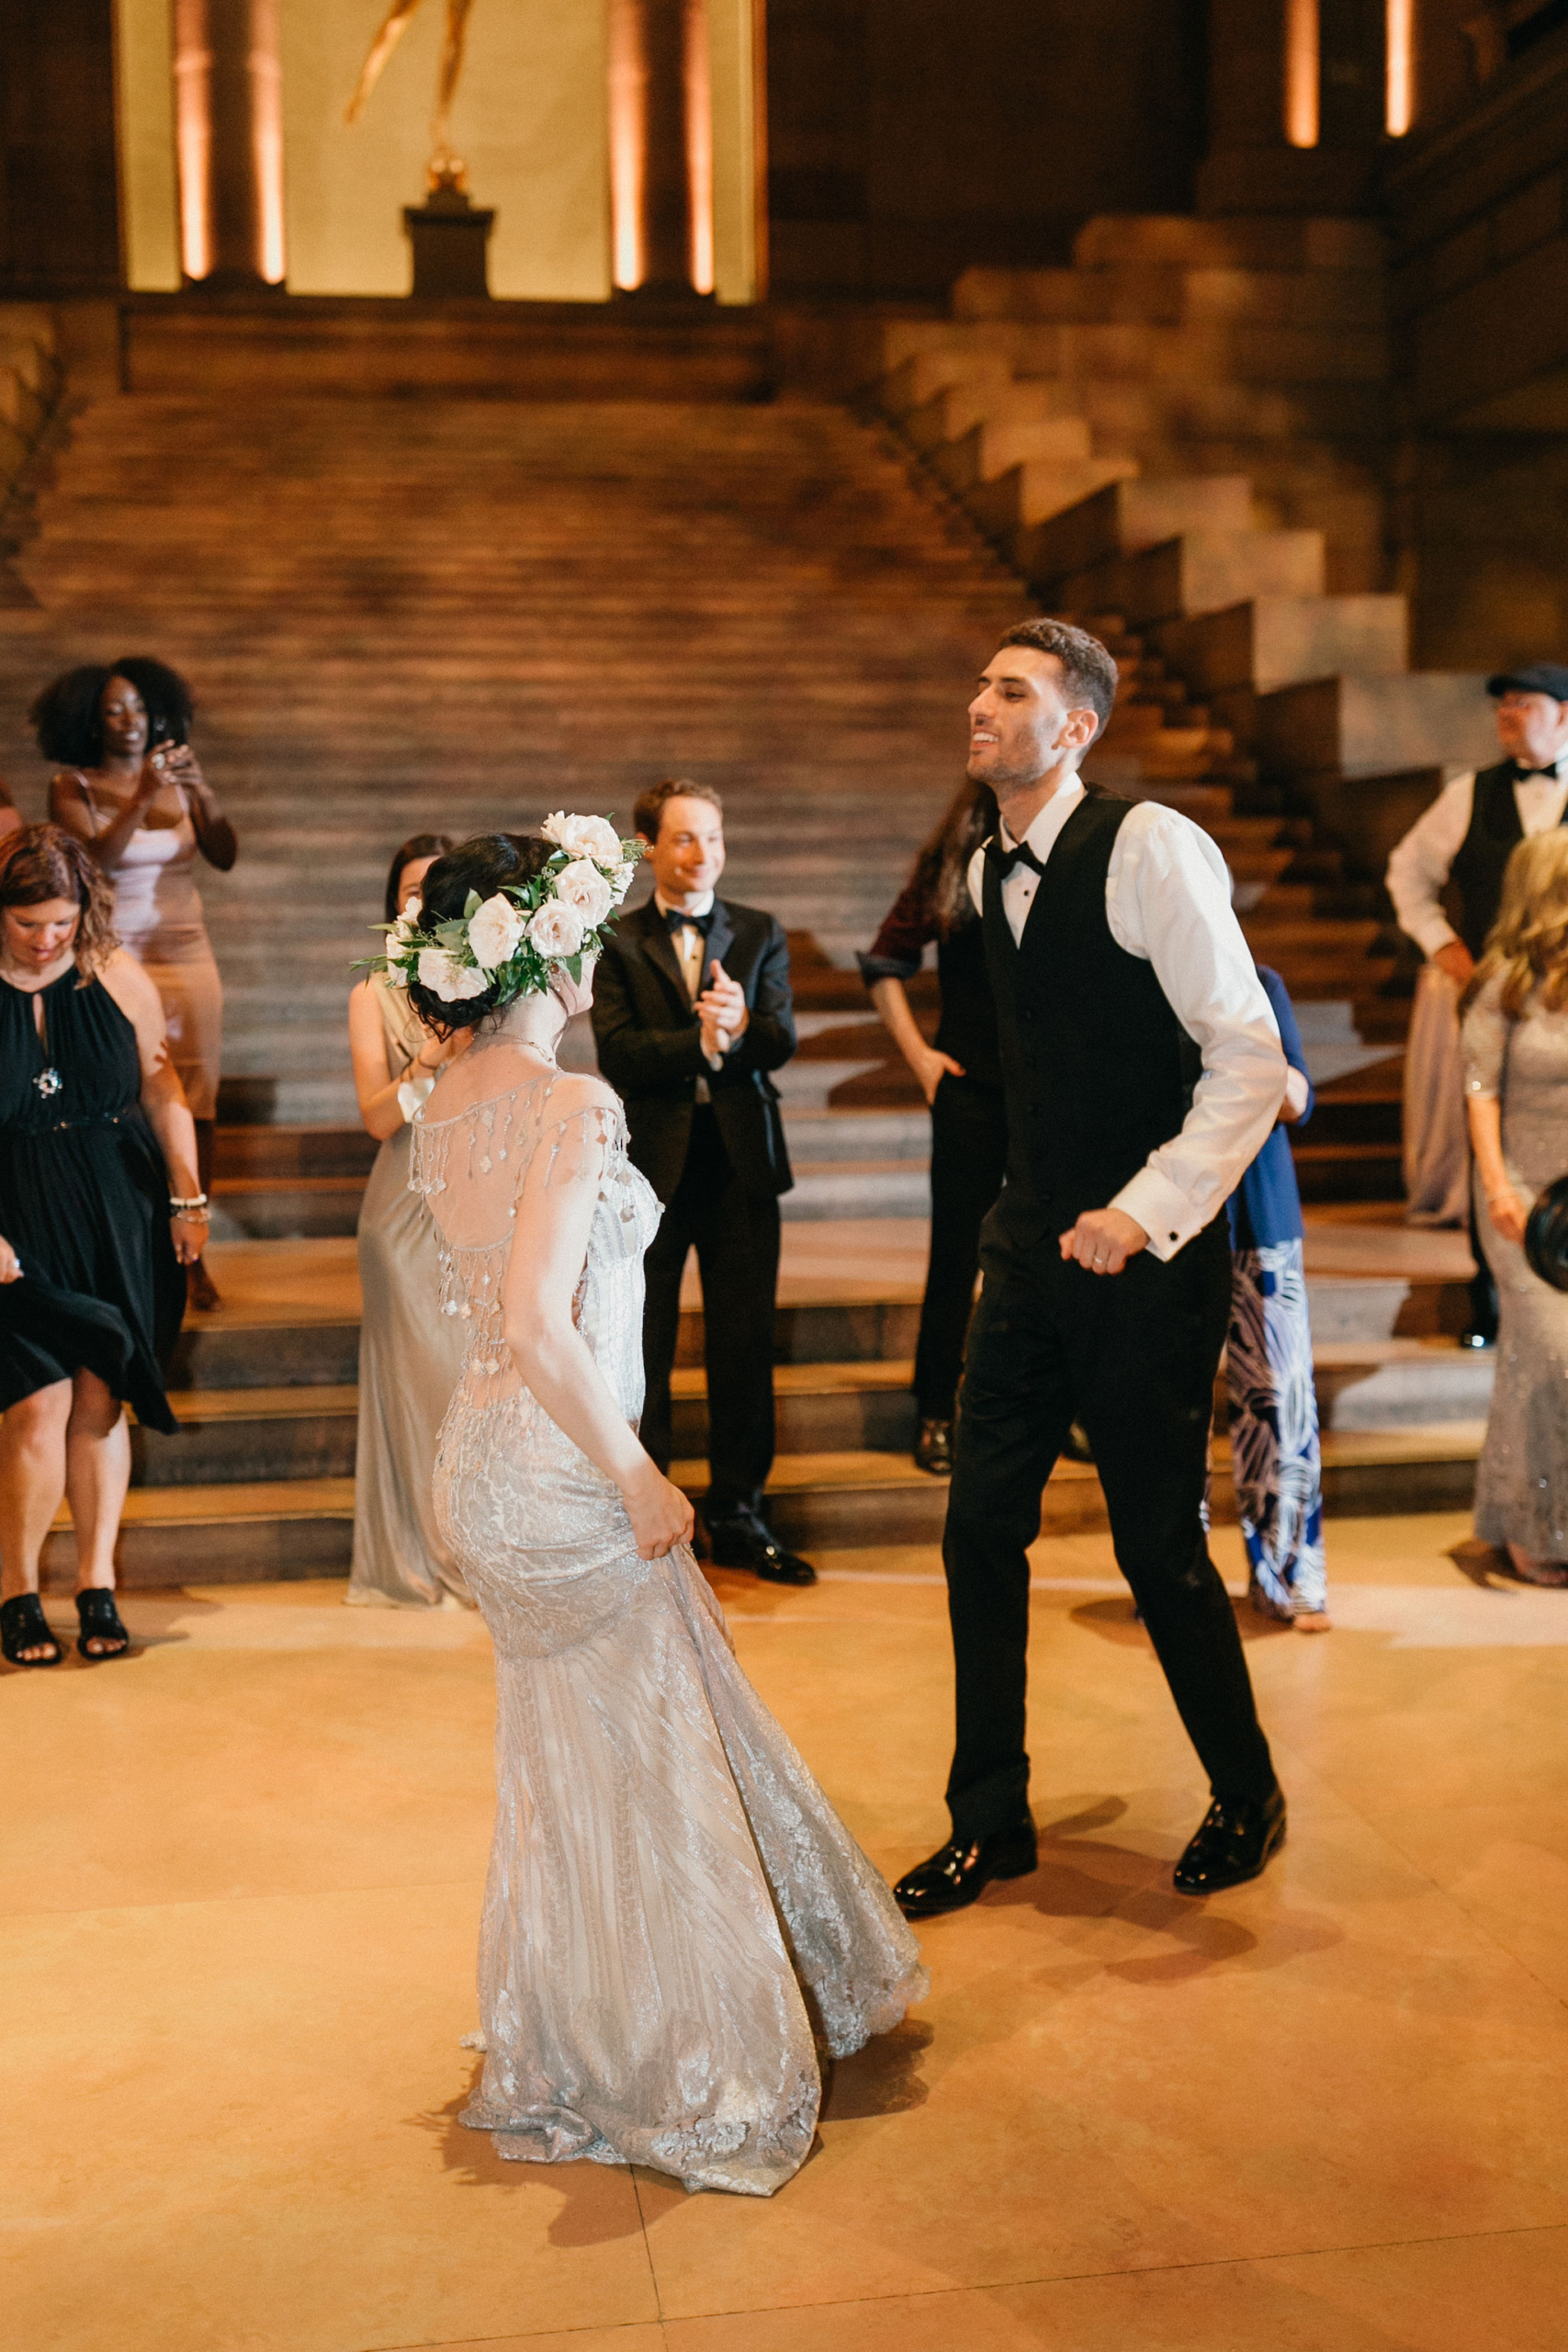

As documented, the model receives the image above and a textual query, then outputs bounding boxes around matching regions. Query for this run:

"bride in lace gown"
[393,831,925,2198]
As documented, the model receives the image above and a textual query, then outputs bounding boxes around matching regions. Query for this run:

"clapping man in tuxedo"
[592,778,816,1586]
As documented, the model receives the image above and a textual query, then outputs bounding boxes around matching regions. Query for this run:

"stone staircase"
[871,212,1510,1207]
[0,305,1494,1589]
[0,390,1024,1116]
[38,1214,1487,1591]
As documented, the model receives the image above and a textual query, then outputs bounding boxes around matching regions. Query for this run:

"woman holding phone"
[38,659,236,1309]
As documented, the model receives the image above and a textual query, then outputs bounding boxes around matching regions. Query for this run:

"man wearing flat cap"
[1388,662,1568,1342]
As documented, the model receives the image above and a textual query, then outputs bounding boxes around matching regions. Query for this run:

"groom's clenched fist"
[1059,1205,1148,1276]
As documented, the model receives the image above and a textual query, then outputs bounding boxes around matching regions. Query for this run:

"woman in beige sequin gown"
[40,661,236,1310]
[346,835,470,1607]
[1461,831,1568,1585]
[406,832,925,2197]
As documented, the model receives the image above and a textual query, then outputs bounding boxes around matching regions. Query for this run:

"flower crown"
[365,812,642,1007]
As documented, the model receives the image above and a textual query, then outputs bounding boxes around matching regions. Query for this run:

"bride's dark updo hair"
[406,831,556,1038]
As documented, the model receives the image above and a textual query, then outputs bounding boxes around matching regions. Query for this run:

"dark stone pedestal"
[402,192,494,299]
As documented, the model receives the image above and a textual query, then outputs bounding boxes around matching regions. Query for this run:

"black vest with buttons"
[980,790,1201,1244]
[1450,761,1567,957]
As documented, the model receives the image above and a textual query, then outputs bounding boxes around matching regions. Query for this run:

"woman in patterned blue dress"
[1225,965,1329,1630]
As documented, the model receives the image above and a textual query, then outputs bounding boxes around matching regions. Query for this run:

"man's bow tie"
[1515,762,1563,782]
[663,905,715,938]
[983,834,1049,881]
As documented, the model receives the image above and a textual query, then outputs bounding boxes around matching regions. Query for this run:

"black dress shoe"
[1172,1784,1286,1895]
[894,1821,1037,1917]
[702,1507,818,1587]
[914,1417,953,1475]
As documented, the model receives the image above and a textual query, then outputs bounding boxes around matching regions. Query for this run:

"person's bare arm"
[1467,1092,1528,1245]
[48,764,164,867]
[869,974,964,1105]
[164,745,237,871]
[348,979,465,1142]
[98,950,205,1263]
[502,1091,693,1560]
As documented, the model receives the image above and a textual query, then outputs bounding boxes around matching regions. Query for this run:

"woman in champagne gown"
[346,834,469,1608]
[397,831,925,2197]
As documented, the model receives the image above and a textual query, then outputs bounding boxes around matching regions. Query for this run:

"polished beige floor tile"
[1372,1799,1568,2000]
[660,2226,1568,2352]
[2,1884,655,2352]
[423,2332,669,2352]
[6,1515,1567,2351]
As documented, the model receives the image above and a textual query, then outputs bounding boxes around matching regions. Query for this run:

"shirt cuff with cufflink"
[1111,1166,1203,1263]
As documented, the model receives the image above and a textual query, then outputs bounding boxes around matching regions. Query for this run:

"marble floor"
[6,1513,1567,2352]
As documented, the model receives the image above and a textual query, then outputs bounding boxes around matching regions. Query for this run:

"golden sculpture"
[344,0,478,191]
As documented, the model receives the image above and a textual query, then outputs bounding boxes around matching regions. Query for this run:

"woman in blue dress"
[1226,966,1330,1630]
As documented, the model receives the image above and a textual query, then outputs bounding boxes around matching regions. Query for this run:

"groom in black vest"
[592,777,816,1587]
[896,619,1291,1917]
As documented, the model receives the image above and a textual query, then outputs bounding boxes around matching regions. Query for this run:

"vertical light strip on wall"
[251,0,286,282]
[1283,0,1320,148]
[683,0,714,294]
[1385,0,1414,134]
[172,0,213,278]
[608,0,647,289]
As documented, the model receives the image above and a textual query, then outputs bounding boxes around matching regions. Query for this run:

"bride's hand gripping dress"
[412,1052,926,2197]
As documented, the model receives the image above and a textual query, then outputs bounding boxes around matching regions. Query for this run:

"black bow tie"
[1516,762,1562,782]
[663,905,714,938]
[983,834,1049,882]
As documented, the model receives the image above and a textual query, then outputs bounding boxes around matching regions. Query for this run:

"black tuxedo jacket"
[592,894,796,1203]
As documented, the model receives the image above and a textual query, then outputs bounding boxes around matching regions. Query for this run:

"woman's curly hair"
[28,656,196,767]
[0,822,118,981]
[406,833,558,1040]
[1461,829,1568,1021]
[29,664,115,767]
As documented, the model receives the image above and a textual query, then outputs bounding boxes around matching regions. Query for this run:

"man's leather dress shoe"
[1172,1784,1286,1895]
[701,1507,817,1587]
[894,1821,1037,1917]
[914,1418,953,1475]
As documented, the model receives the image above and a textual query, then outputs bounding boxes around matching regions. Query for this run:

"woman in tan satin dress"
[345,834,472,1607]
[38,660,236,1311]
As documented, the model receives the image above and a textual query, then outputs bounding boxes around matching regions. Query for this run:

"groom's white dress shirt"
[967,779,1286,1261]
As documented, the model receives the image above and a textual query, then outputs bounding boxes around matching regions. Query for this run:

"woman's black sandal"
[75,1589,130,1660]
[1,1592,64,1668]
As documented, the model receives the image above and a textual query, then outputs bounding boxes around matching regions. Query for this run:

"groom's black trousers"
[942,1212,1277,1841]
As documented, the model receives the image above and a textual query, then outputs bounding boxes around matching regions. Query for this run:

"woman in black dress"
[859,778,1008,1474]
[0,826,205,1667]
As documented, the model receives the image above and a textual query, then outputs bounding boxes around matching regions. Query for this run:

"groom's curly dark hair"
[998,617,1119,735]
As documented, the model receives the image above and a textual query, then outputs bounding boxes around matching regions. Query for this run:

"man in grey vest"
[1387,663,1568,1344]
[895,618,1290,1917]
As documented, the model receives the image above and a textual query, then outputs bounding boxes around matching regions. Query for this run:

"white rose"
[417,946,489,1002]
[540,809,623,866]
[526,899,585,959]
[386,958,410,990]
[553,859,614,928]
[467,891,525,972]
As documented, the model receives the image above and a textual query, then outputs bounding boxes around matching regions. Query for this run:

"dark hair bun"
[404,832,557,1038]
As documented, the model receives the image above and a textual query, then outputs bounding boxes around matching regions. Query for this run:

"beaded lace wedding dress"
[412,1058,926,2197]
